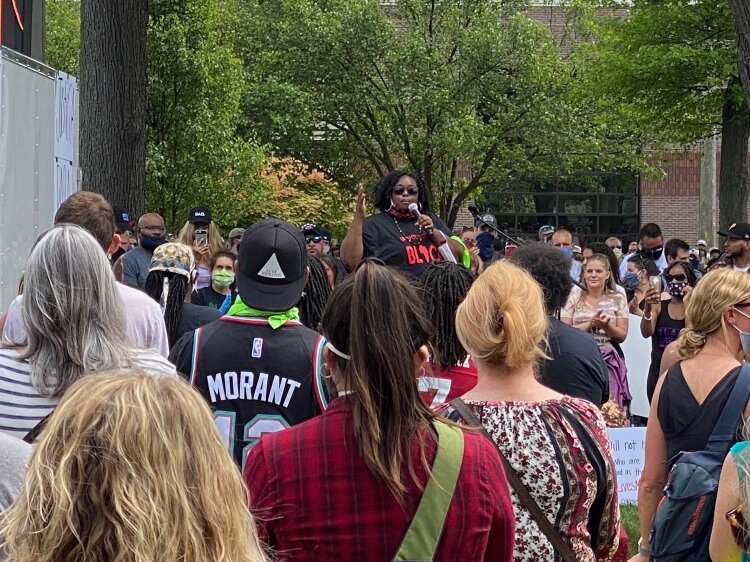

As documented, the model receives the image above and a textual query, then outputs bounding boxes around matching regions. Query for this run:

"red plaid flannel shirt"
[244,396,514,561]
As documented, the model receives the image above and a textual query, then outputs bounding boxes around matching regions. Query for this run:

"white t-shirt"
[2,283,169,358]
[734,265,750,273]
[0,347,176,440]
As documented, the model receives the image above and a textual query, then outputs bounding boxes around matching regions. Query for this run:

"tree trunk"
[79,0,147,217]
[718,78,750,229]
[728,0,750,109]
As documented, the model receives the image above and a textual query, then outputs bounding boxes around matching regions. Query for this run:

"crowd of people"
[2,171,750,561]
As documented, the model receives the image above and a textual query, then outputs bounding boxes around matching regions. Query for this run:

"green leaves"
[239,0,642,225]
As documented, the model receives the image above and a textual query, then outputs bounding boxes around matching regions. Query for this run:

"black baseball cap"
[237,219,306,312]
[188,206,212,224]
[717,223,750,240]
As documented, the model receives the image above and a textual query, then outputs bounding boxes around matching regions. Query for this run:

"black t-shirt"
[169,316,329,467]
[658,363,742,466]
[362,211,452,278]
[191,286,230,309]
[539,318,609,406]
[177,302,222,341]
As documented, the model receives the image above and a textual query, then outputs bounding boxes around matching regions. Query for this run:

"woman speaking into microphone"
[340,171,463,278]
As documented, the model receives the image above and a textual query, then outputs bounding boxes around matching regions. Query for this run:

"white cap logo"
[257,253,286,279]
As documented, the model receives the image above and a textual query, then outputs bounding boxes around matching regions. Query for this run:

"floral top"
[561,286,628,347]
[443,396,620,562]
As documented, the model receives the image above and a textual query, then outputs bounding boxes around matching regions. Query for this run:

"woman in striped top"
[0,225,175,440]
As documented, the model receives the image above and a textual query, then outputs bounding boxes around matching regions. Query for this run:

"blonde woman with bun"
[0,371,268,562]
[632,268,750,562]
[447,261,620,562]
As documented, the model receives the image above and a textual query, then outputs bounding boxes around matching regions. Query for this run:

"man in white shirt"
[619,222,668,279]
[718,222,750,273]
[2,192,169,357]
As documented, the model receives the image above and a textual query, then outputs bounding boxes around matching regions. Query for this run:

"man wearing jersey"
[170,219,329,467]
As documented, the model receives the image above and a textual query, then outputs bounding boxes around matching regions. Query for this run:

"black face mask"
[640,246,663,261]
[140,236,166,252]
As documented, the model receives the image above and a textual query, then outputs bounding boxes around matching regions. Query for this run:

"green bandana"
[227,295,299,329]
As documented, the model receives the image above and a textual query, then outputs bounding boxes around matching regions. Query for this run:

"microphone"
[408,203,434,235]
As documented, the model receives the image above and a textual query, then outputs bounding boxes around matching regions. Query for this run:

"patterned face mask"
[212,269,235,288]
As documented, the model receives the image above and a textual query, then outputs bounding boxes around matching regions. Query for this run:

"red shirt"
[244,397,514,562]
[419,356,479,408]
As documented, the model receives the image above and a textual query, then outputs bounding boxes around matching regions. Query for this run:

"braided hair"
[420,262,475,369]
[144,271,189,348]
[299,256,331,331]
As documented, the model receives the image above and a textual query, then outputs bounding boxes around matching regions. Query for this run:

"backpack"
[649,363,750,561]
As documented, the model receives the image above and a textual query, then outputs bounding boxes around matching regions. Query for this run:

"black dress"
[657,363,742,466]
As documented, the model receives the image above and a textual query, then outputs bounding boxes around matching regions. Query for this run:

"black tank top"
[650,299,685,367]
[657,363,741,464]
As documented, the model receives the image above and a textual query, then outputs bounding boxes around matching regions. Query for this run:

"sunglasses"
[393,187,419,196]
[608,245,622,249]
[727,505,750,552]
[666,274,687,282]
[305,236,322,244]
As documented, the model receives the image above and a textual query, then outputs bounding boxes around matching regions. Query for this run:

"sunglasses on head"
[393,187,419,196]
[305,236,322,244]
[727,505,750,552]
[666,274,687,282]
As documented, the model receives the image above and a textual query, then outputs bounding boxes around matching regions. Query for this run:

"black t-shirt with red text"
[362,211,452,278]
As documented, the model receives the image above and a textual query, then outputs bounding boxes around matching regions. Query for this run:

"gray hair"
[19,224,134,397]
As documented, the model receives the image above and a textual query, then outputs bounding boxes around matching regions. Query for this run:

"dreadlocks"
[144,271,189,348]
[299,255,331,331]
[420,262,475,370]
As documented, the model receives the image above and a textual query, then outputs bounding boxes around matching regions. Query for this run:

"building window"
[476,172,639,244]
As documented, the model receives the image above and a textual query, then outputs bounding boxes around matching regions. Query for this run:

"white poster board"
[608,426,647,503]
[621,313,652,417]
[54,71,78,211]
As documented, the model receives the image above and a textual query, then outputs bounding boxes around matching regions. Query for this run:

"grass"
[620,503,640,557]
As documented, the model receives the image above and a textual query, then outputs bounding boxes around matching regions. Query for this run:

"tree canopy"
[239,0,643,226]
[575,0,749,227]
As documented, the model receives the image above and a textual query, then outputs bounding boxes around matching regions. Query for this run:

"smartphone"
[649,275,662,293]
[194,230,208,246]
[504,244,517,258]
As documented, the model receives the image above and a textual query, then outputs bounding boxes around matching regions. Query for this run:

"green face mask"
[212,269,234,288]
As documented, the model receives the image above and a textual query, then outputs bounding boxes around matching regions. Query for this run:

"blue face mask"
[559,247,573,259]
[623,271,640,289]
[733,307,750,354]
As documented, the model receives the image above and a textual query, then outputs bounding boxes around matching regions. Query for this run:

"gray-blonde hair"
[18,224,134,397]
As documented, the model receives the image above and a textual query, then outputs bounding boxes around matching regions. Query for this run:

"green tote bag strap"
[393,421,464,562]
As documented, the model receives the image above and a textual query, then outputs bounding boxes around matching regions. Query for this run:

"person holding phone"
[177,206,224,289]
[640,261,696,403]
[623,255,660,316]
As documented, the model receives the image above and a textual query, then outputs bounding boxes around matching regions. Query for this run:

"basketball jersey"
[171,316,329,467]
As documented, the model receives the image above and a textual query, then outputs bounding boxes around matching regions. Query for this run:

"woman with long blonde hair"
[177,206,224,289]
[0,371,268,562]
[634,268,750,562]
[448,261,620,562]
